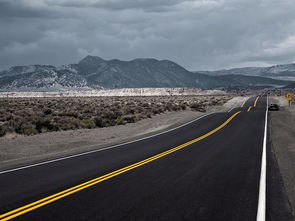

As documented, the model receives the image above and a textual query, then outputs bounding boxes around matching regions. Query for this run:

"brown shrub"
[0,95,231,137]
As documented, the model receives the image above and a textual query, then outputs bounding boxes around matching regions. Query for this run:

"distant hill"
[283,82,295,89]
[200,63,295,81]
[0,56,292,91]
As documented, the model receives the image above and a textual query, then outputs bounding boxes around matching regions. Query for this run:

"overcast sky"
[1,0,295,71]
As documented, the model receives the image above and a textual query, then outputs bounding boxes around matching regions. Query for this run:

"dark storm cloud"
[1,0,295,71]
[48,0,189,12]
[0,0,58,18]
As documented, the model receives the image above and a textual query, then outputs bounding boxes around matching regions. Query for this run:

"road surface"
[0,96,293,221]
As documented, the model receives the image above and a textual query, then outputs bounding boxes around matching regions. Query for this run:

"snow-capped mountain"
[0,65,90,91]
[201,63,295,81]
[0,56,292,91]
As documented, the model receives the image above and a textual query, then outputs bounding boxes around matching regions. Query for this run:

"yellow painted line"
[247,106,252,112]
[0,111,241,221]
[254,96,259,107]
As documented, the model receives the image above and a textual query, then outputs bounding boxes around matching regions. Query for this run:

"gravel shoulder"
[269,96,295,217]
[0,96,248,172]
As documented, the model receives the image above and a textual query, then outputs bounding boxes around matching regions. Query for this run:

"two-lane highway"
[0,96,293,220]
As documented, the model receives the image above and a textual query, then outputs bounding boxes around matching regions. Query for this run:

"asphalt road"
[0,96,293,221]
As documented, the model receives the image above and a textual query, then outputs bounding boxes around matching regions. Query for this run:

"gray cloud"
[0,0,59,18]
[1,0,295,71]
[46,0,190,12]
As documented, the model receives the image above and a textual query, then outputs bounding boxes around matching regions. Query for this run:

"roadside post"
[285,93,294,106]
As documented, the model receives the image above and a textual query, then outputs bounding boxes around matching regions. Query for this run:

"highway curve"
[0,96,293,221]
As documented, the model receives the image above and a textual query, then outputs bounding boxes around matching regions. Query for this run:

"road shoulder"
[269,96,295,219]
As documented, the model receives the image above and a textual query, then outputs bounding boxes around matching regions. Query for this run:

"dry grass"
[0,95,231,137]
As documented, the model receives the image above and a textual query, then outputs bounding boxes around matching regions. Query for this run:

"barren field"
[0,95,240,171]
[0,95,231,137]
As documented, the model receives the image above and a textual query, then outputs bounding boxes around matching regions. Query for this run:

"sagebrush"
[0,95,231,137]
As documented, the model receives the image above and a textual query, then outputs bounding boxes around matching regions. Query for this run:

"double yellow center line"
[0,111,241,221]
[247,96,259,112]
[254,96,259,107]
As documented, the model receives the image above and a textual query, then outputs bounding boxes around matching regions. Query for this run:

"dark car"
[268,104,279,111]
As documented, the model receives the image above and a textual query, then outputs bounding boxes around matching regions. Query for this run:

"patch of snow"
[0,88,226,98]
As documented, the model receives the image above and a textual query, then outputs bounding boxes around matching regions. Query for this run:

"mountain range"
[200,63,295,81]
[0,56,293,91]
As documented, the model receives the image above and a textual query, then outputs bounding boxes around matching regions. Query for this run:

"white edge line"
[256,95,268,221]
[227,107,235,113]
[0,112,215,175]
[240,98,247,107]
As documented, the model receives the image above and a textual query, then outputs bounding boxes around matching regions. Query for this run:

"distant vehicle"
[268,104,279,111]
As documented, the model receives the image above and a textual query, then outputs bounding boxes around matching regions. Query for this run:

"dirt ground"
[0,96,248,171]
[269,96,295,216]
